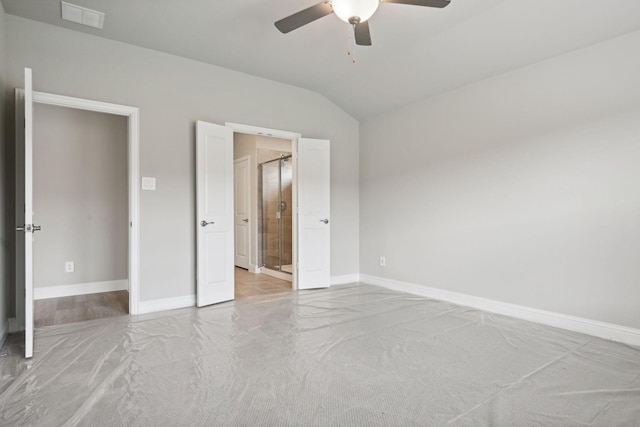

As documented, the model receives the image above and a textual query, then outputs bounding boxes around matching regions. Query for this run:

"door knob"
[242,219,249,223]
[16,224,41,232]
[320,219,329,224]
[200,220,214,227]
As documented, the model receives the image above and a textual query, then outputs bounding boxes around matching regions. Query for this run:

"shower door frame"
[259,155,293,275]
[225,122,301,290]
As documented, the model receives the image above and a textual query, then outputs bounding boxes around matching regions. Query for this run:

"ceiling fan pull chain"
[346,33,357,64]
[347,47,357,63]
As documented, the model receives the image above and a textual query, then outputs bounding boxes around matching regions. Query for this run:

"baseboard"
[34,280,129,300]
[0,320,8,351]
[138,294,196,315]
[360,274,640,348]
[331,273,360,286]
[261,268,293,282]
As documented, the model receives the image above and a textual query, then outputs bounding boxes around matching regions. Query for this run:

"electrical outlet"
[65,261,75,273]
[379,256,386,267]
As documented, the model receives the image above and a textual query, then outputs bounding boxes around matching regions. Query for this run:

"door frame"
[14,89,141,327]
[225,122,301,290]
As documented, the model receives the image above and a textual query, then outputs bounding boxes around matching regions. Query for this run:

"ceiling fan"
[275,0,451,46]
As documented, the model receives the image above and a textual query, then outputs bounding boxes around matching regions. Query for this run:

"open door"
[297,138,330,289]
[196,121,234,306]
[16,68,36,358]
[233,156,250,270]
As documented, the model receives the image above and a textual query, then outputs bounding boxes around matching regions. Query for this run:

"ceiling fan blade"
[275,2,334,34]
[382,0,450,8]
[354,21,372,46]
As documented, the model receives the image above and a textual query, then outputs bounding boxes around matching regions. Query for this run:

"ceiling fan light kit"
[332,0,380,24]
[275,0,451,47]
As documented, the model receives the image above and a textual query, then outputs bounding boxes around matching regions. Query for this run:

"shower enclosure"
[259,155,293,274]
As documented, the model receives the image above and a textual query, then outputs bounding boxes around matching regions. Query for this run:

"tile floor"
[235,267,292,298]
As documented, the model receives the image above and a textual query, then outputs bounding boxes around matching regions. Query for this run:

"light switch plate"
[141,177,156,191]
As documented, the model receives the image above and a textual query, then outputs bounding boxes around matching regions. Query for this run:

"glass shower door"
[259,156,293,273]
[261,160,280,271]
[280,158,293,273]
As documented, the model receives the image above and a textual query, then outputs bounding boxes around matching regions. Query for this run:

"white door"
[297,138,331,289]
[19,68,35,358]
[196,121,234,307]
[233,156,250,269]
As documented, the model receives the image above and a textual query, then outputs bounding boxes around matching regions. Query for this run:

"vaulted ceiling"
[3,0,640,119]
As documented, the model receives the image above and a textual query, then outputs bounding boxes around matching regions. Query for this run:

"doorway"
[196,121,330,308]
[233,133,294,298]
[31,103,129,326]
[15,81,140,357]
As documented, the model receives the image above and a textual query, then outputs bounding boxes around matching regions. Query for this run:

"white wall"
[5,15,359,304]
[256,135,291,154]
[0,2,8,341]
[360,30,640,329]
[33,104,128,289]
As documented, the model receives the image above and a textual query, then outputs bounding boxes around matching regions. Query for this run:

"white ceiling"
[3,0,640,119]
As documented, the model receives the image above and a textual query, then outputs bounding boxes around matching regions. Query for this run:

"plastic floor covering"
[1,284,639,426]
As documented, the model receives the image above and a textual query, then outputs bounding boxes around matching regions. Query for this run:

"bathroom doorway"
[198,121,330,307]
[232,132,294,293]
